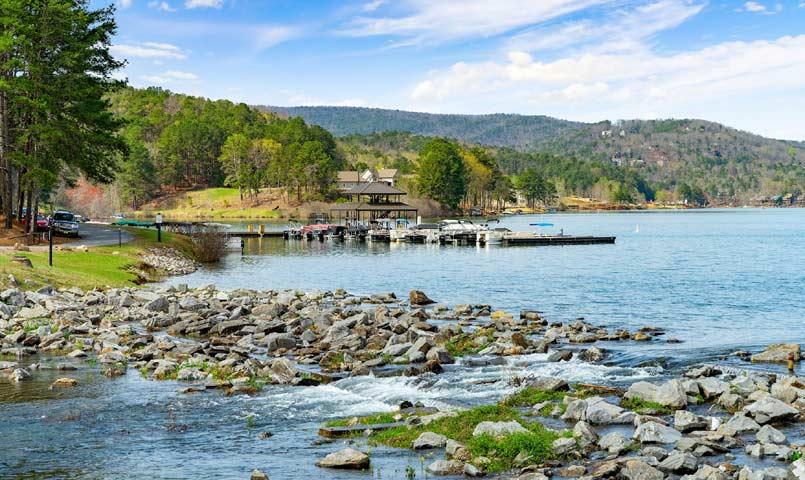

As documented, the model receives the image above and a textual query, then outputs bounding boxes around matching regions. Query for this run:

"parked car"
[22,214,49,232]
[52,210,80,237]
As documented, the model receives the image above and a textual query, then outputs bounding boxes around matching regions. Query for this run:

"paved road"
[75,223,133,247]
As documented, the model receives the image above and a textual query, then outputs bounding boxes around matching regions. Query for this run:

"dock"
[501,235,616,246]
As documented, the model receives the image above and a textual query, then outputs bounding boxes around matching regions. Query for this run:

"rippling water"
[3,208,804,479]
[176,209,805,357]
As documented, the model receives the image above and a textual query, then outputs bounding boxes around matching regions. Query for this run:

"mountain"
[259,106,583,151]
[261,106,805,200]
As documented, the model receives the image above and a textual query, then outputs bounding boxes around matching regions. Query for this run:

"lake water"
[2,208,804,479]
[176,208,805,361]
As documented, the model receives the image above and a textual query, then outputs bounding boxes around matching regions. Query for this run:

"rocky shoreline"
[1,284,803,479]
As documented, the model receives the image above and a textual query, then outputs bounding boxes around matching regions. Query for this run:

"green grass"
[620,397,673,414]
[0,227,193,290]
[500,387,567,408]
[325,412,398,428]
[789,450,802,463]
[135,187,283,220]
[369,405,568,473]
[444,329,494,357]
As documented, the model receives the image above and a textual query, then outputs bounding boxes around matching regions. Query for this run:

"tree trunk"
[30,190,39,234]
[24,187,33,233]
[0,92,8,228]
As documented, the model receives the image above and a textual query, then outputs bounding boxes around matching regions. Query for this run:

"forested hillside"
[107,88,344,208]
[262,106,805,201]
[261,106,582,151]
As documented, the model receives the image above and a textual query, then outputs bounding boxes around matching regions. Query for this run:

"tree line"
[0,0,125,231]
[110,87,344,208]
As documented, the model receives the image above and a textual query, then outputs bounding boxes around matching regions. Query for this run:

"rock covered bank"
[0,284,803,480]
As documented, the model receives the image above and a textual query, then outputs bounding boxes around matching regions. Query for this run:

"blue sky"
[103,0,805,140]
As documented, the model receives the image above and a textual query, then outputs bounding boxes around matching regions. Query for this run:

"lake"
[2,208,804,479]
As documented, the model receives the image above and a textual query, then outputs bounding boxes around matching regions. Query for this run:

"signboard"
[155,213,163,225]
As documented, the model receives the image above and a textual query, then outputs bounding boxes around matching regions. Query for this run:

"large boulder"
[409,290,434,306]
[634,421,683,444]
[528,377,569,392]
[266,332,296,352]
[412,432,447,449]
[659,451,699,474]
[721,414,761,436]
[751,344,800,364]
[472,420,528,437]
[744,396,799,424]
[584,397,629,424]
[426,460,464,476]
[620,460,664,480]
[674,410,710,433]
[315,448,370,469]
[625,380,687,409]
[756,425,786,444]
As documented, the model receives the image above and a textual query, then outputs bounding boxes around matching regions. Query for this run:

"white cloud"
[743,1,766,12]
[148,1,177,12]
[410,35,805,111]
[142,70,199,84]
[507,0,705,53]
[363,0,384,12]
[118,0,133,8]
[110,42,188,60]
[340,0,610,45]
[185,0,223,8]
[254,26,300,51]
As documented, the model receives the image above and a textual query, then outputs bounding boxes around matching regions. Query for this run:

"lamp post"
[156,213,163,242]
[48,221,54,267]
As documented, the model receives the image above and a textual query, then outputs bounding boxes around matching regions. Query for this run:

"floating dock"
[500,235,616,246]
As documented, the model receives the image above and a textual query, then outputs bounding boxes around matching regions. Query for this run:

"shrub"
[189,225,229,262]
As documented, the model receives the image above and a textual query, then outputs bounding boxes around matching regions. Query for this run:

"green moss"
[444,329,493,357]
[789,450,803,463]
[620,397,673,414]
[325,412,398,428]
[369,405,565,473]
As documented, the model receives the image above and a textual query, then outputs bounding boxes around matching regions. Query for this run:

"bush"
[189,225,229,262]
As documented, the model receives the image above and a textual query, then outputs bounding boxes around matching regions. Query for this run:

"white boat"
[405,223,441,243]
[477,227,510,245]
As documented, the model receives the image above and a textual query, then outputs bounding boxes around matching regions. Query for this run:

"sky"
[101,0,805,140]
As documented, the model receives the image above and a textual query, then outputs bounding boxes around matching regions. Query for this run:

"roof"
[331,202,418,212]
[344,182,406,196]
[337,171,361,182]
[377,168,398,179]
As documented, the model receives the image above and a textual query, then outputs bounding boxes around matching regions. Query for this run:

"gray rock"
[547,350,573,362]
[269,358,298,384]
[675,410,709,433]
[472,420,528,437]
[412,431,447,449]
[721,414,761,436]
[266,332,295,352]
[463,463,483,477]
[176,368,207,381]
[738,466,789,480]
[144,296,169,312]
[528,376,569,392]
[756,425,786,444]
[634,421,683,444]
[584,396,627,424]
[315,448,370,469]
[579,346,605,362]
[426,347,454,364]
[426,460,464,475]
[680,465,730,480]
[659,451,699,474]
[744,396,799,424]
[573,421,598,450]
[698,377,729,399]
[751,344,800,364]
[620,459,664,480]
[552,437,576,455]
[625,379,687,409]
[599,432,630,455]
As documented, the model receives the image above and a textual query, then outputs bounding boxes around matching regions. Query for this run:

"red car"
[22,214,49,232]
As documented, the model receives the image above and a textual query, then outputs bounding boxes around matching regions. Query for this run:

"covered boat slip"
[330,181,418,225]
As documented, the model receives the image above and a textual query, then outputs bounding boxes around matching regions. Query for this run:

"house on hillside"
[377,168,399,186]
[337,171,362,191]
[337,168,400,191]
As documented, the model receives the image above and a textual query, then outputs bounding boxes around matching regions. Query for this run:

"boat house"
[331,182,417,224]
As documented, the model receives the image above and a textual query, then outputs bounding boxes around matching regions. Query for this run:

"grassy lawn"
[0,227,193,290]
[135,187,283,220]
